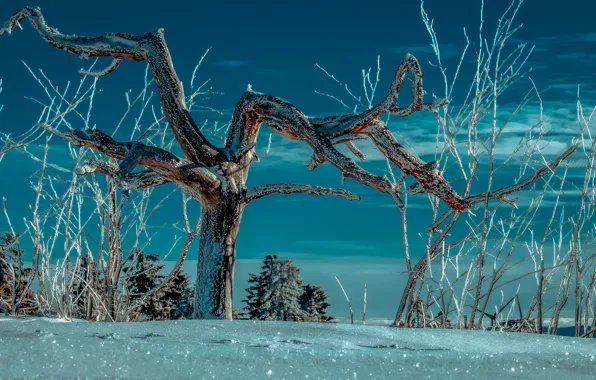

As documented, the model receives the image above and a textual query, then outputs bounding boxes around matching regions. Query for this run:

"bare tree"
[0,6,576,320]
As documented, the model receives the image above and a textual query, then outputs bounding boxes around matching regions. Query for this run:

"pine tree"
[299,284,334,322]
[0,232,37,316]
[0,238,8,315]
[125,250,167,321]
[242,254,307,321]
[240,273,262,320]
[173,285,194,319]
[241,255,278,320]
[162,269,190,319]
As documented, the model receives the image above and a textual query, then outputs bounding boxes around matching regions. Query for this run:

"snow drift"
[0,317,594,379]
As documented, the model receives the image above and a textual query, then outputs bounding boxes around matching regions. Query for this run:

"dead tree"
[0,6,577,320]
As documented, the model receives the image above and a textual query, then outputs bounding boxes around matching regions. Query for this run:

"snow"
[0,317,594,379]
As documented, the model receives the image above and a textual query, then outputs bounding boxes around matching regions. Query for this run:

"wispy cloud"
[549,83,585,91]
[213,60,249,68]
[557,52,596,64]
[521,32,596,45]
[292,239,386,252]
[390,43,461,60]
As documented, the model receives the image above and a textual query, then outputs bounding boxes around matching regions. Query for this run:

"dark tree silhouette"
[162,269,190,319]
[125,250,167,321]
[299,284,333,322]
[0,232,37,316]
[173,285,194,320]
[240,273,262,320]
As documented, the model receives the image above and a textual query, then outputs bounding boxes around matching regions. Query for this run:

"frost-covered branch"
[38,123,220,192]
[75,159,170,190]
[1,6,224,166]
[245,184,360,204]
[225,88,405,208]
[310,55,447,135]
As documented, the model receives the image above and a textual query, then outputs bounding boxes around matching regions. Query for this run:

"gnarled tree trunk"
[195,189,245,319]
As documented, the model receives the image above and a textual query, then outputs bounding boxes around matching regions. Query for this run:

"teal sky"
[0,0,594,319]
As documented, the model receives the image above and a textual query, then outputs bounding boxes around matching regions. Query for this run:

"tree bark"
[194,192,245,320]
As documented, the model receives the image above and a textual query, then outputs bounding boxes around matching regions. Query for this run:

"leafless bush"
[316,0,593,337]
[404,0,594,336]
[0,56,211,321]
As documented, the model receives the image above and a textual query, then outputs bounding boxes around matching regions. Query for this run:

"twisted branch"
[226,89,406,207]
[312,55,448,137]
[245,184,361,204]
[39,124,220,191]
[1,6,224,166]
[223,56,452,208]
[75,158,170,192]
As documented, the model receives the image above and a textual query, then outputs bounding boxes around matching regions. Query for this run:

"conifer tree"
[299,284,334,322]
[242,254,307,321]
[125,250,167,321]
[162,269,190,319]
[0,232,37,316]
[0,238,8,315]
[240,273,263,320]
[173,285,194,319]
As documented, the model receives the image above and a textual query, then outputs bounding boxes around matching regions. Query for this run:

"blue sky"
[0,0,595,319]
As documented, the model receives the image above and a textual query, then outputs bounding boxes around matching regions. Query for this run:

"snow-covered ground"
[0,317,593,379]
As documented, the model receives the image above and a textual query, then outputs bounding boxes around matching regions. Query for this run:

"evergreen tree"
[125,250,167,321]
[0,237,8,315]
[0,232,37,316]
[242,254,307,321]
[240,272,262,320]
[299,284,334,322]
[0,238,8,294]
[162,269,190,319]
[173,285,194,319]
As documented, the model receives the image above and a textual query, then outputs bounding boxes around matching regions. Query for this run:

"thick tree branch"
[226,89,405,207]
[364,120,470,211]
[75,158,170,192]
[312,55,448,137]
[223,57,452,210]
[1,6,224,166]
[39,124,220,192]
[245,183,361,204]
